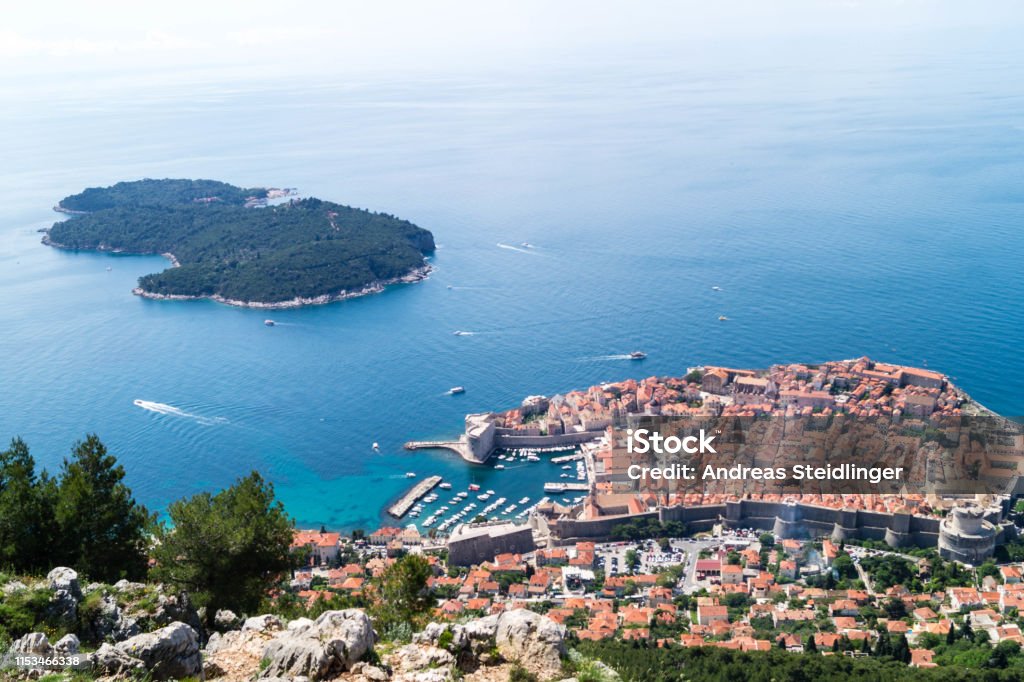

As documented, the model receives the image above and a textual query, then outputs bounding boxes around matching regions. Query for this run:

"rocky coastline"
[130,263,434,309]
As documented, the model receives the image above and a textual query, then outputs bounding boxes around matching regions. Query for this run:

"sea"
[2,30,1023,532]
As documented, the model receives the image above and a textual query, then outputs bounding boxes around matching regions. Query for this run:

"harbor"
[387,475,443,518]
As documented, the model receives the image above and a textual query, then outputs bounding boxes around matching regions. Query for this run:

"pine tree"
[55,435,153,581]
[0,438,58,571]
[152,471,294,619]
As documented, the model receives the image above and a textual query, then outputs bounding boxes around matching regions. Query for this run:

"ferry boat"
[629,351,646,360]
[449,386,466,394]
[264,319,276,327]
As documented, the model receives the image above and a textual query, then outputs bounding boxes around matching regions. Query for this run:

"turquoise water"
[2,34,1024,531]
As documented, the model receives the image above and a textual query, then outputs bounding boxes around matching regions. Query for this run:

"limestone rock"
[114,621,203,680]
[11,632,53,656]
[259,609,375,680]
[214,608,241,631]
[90,643,145,676]
[54,633,81,655]
[243,614,285,633]
[493,609,565,677]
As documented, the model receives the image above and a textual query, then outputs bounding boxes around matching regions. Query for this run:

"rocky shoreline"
[130,263,434,309]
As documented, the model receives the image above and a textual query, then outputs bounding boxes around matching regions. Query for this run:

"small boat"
[521,242,534,248]
[712,286,722,291]
[439,482,452,490]
[452,330,472,336]
[447,285,453,290]
[106,266,112,271]
[495,464,505,470]
[372,442,380,451]
[264,319,276,327]
[405,472,416,478]
[629,351,646,360]
[468,484,480,491]
[449,386,465,394]
[718,315,729,321]
[519,497,530,505]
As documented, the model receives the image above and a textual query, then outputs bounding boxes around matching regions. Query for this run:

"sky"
[3,0,1022,91]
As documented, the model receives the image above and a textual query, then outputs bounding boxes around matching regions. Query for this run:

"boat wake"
[579,354,638,362]
[452,330,478,336]
[133,399,227,426]
[496,243,538,255]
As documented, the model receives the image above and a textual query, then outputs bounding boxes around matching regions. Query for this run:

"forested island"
[44,179,435,307]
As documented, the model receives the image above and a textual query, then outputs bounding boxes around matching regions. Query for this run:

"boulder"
[113,579,147,593]
[47,567,81,597]
[11,632,54,656]
[90,643,145,676]
[392,643,455,671]
[259,609,375,680]
[54,634,81,655]
[214,608,241,631]
[493,609,565,677]
[46,566,82,621]
[243,614,284,633]
[114,621,203,680]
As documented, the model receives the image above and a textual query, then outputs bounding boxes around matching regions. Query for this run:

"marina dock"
[550,452,584,464]
[544,481,590,493]
[388,475,443,518]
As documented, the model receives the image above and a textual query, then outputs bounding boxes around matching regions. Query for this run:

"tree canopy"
[55,435,155,581]
[151,471,295,619]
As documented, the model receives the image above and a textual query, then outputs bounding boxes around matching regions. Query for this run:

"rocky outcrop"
[54,633,81,655]
[243,614,285,633]
[415,609,565,679]
[389,644,456,682]
[11,632,54,656]
[215,608,241,631]
[109,621,203,680]
[91,643,145,676]
[46,566,82,621]
[80,592,142,642]
[494,609,566,676]
[258,609,375,680]
[154,590,205,637]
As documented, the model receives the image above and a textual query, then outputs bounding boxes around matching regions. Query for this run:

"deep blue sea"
[2,33,1023,531]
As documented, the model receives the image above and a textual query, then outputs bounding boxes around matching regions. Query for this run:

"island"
[43,178,436,308]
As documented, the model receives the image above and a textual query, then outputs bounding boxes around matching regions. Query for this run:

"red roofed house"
[291,530,341,565]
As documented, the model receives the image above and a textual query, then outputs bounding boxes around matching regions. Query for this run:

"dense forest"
[56,178,268,211]
[46,180,435,304]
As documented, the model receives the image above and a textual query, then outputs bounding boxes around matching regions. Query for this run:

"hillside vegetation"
[46,180,435,305]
